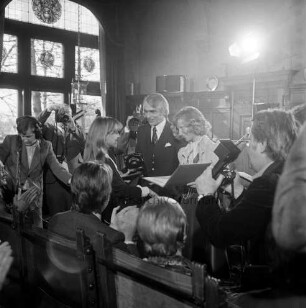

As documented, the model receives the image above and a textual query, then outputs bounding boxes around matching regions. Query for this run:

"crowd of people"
[0,96,306,307]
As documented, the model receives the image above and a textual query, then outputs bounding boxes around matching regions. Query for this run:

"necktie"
[152,126,158,144]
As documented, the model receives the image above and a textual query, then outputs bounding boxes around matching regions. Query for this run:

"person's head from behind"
[172,106,212,142]
[16,116,41,146]
[137,196,187,257]
[248,109,298,171]
[55,104,72,125]
[290,103,306,128]
[83,116,123,161]
[143,93,169,126]
[71,161,113,215]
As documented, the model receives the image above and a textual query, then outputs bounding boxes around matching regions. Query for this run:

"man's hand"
[110,205,139,242]
[14,186,41,212]
[194,165,224,196]
[0,241,13,291]
[66,116,76,132]
[220,171,244,199]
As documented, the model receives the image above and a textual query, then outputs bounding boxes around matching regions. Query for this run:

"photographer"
[194,109,298,288]
[37,104,85,217]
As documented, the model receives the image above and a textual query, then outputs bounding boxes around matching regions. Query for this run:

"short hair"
[290,103,306,127]
[71,161,113,214]
[172,106,212,138]
[252,109,298,161]
[16,116,41,137]
[143,93,169,117]
[137,196,187,257]
[83,116,123,161]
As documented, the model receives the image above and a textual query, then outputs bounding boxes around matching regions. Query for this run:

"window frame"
[0,18,101,116]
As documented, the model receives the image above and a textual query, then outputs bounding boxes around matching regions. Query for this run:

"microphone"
[235,127,251,146]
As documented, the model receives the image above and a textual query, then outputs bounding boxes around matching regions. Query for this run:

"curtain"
[97,3,126,123]
[0,8,4,70]
[99,25,106,117]
[104,37,126,123]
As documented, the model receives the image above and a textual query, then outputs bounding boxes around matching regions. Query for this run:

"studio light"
[229,31,263,63]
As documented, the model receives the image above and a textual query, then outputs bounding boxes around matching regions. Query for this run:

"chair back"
[21,226,99,308]
[95,232,223,308]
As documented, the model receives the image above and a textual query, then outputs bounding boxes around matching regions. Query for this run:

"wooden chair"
[0,204,24,281]
[20,226,99,308]
[95,232,223,308]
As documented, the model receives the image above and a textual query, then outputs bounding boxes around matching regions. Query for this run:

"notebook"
[143,163,211,188]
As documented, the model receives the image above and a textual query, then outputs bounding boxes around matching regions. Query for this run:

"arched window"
[0,0,104,140]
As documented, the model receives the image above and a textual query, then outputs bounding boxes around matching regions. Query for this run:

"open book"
[143,163,211,188]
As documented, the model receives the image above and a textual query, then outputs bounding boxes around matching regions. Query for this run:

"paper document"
[142,176,170,188]
[143,163,210,188]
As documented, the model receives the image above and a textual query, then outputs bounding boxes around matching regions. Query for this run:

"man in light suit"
[135,93,183,177]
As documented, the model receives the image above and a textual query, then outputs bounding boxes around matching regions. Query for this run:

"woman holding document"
[172,106,220,262]
[84,116,156,223]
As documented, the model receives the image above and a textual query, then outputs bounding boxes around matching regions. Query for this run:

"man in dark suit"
[195,109,298,286]
[135,93,183,177]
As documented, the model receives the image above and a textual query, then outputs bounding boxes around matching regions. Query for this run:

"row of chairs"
[0,208,224,308]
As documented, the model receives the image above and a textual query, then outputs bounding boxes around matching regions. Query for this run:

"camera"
[56,113,70,124]
[124,153,144,171]
[212,139,241,185]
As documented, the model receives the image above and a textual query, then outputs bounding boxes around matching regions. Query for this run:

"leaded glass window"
[75,47,100,82]
[0,88,18,141]
[5,0,99,36]
[1,34,18,73]
[31,39,64,78]
[31,91,64,122]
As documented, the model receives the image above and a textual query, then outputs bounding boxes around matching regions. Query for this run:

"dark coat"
[102,155,143,223]
[135,121,182,176]
[196,160,284,266]
[48,210,138,255]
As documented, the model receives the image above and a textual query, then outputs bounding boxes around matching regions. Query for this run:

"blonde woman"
[84,116,155,223]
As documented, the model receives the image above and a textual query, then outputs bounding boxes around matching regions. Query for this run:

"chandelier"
[71,4,88,105]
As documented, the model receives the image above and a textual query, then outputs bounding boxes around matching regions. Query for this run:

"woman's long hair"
[83,116,123,162]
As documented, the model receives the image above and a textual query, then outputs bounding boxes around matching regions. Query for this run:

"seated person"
[48,159,139,255]
[83,116,156,223]
[195,109,298,278]
[136,196,191,274]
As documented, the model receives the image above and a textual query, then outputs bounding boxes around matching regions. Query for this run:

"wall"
[122,0,306,95]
